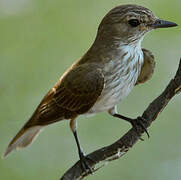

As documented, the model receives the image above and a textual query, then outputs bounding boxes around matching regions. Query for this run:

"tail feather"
[2,126,43,158]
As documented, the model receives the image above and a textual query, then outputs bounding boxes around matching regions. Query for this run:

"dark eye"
[128,19,140,27]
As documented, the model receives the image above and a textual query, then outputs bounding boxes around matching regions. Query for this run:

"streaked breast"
[89,45,144,113]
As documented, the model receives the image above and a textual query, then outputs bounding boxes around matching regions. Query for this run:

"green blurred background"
[0,0,181,179]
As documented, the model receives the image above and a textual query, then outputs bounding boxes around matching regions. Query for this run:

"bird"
[3,4,177,171]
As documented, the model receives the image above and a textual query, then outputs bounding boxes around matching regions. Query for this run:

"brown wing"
[136,48,155,85]
[27,63,104,126]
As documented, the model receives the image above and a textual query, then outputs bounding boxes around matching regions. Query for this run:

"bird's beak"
[151,19,178,29]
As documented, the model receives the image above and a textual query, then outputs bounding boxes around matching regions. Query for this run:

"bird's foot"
[113,114,149,140]
[79,151,95,174]
[129,116,149,140]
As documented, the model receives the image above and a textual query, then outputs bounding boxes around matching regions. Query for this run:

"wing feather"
[30,63,104,126]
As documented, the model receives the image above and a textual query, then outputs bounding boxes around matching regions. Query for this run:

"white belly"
[89,70,139,113]
[88,47,143,114]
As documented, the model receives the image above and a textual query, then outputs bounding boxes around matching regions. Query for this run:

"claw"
[79,151,95,173]
[131,116,150,139]
[112,113,149,140]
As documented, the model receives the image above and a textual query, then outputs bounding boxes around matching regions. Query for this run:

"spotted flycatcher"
[3,4,177,171]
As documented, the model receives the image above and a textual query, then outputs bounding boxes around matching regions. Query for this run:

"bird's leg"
[108,107,149,139]
[112,114,149,139]
[70,118,94,173]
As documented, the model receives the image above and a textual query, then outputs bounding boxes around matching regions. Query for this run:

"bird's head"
[98,4,177,45]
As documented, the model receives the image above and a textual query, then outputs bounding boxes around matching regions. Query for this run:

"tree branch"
[60,58,181,180]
